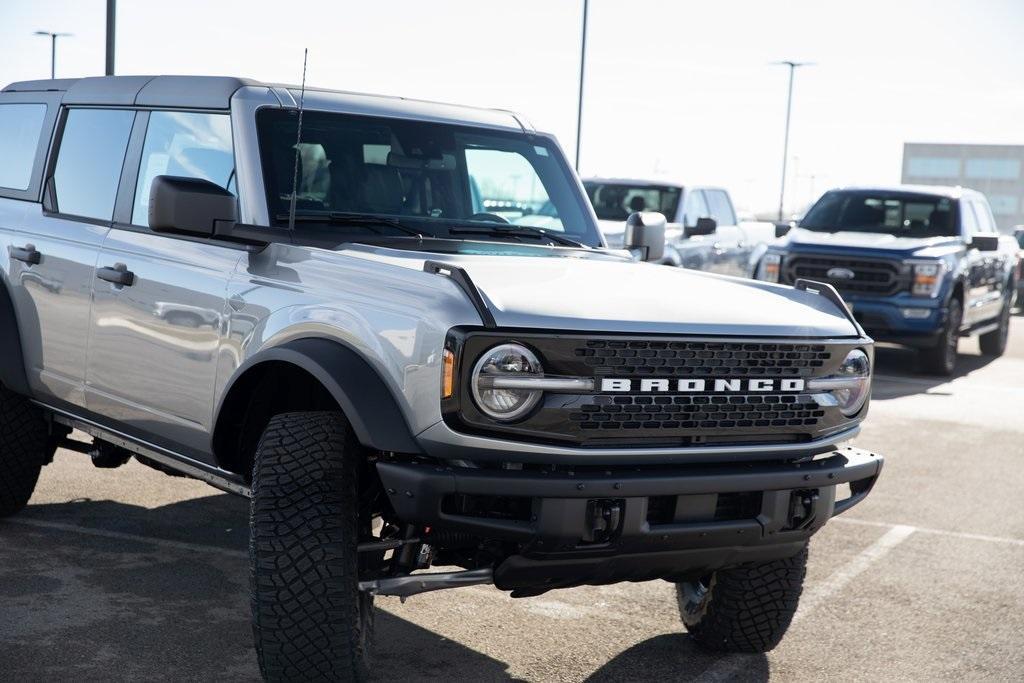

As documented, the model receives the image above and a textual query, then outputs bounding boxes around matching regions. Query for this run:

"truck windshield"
[583,181,681,222]
[800,190,958,238]
[256,109,600,246]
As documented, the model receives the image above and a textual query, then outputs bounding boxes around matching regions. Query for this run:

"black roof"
[2,76,260,109]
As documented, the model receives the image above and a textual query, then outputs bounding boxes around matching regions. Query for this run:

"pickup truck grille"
[576,340,831,378]
[782,255,905,296]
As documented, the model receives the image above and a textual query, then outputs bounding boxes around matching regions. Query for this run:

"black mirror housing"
[774,221,794,238]
[149,175,237,237]
[684,216,717,238]
[624,211,666,262]
[971,234,999,252]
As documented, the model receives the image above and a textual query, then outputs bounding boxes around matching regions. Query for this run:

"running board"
[42,404,251,498]
[359,568,494,598]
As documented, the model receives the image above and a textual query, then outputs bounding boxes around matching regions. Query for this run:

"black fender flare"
[214,337,420,454]
[0,279,31,395]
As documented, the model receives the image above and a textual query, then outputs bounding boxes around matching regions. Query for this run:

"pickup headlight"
[807,348,871,417]
[759,253,782,282]
[906,260,946,297]
[470,343,544,421]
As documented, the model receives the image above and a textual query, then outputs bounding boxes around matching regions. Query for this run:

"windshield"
[256,109,600,246]
[801,190,958,238]
[583,181,681,222]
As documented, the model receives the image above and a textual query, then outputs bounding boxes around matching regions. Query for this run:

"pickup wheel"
[676,544,807,653]
[0,385,50,518]
[919,297,962,376]
[978,294,1011,357]
[249,411,374,682]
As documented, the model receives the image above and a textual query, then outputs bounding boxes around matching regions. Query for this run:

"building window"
[964,158,1020,180]
[986,195,1018,215]
[906,157,960,178]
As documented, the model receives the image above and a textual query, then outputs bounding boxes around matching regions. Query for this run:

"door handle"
[10,244,41,265]
[97,263,135,287]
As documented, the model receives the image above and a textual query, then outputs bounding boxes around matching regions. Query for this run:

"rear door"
[963,198,1005,324]
[3,104,134,407]
[85,110,243,459]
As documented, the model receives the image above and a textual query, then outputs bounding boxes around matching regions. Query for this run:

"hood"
[342,244,858,338]
[786,227,963,259]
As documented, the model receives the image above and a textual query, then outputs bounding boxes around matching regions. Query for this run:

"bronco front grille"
[781,255,906,295]
[569,393,825,432]
[575,340,831,377]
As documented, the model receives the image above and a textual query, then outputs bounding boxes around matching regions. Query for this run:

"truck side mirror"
[684,216,717,238]
[970,235,999,252]
[624,211,666,262]
[149,175,237,237]
[774,221,794,238]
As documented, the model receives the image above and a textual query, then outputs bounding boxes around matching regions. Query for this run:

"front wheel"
[919,298,962,376]
[249,411,374,682]
[677,545,808,653]
[0,385,51,518]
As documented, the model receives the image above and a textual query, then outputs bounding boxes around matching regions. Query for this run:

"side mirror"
[149,175,237,237]
[684,216,717,238]
[970,234,999,252]
[624,211,666,262]
[774,221,794,238]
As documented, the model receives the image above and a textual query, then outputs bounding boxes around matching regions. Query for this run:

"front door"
[5,107,135,407]
[85,110,242,459]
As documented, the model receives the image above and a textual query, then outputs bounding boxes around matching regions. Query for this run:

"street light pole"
[105,0,116,76]
[772,60,813,221]
[574,0,589,171]
[34,31,73,79]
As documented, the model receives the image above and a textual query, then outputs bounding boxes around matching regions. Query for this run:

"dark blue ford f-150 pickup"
[757,185,1017,375]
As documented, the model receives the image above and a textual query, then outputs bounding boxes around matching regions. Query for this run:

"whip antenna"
[287,48,308,232]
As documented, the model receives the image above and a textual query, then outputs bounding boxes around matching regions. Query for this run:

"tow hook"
[787,489,820,531]
[582,499,624,544]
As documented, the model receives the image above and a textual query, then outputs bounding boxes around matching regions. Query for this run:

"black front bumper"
[376,446,883,591]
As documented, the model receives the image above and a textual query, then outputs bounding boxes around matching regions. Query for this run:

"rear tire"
[0,385,50,518]
[919,297,962,376]
[979,294,1011,357]
[249,411,374,682]
[676,545,808,653]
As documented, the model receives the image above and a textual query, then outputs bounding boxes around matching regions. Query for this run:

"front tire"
[677,545,808,653]
[0,384,50,518]
[249,411,374,682]
[919,297,962,376]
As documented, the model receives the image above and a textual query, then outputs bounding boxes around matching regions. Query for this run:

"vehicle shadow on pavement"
[870,345,997,401]
[585,633,768,682]
[1,496,518,681]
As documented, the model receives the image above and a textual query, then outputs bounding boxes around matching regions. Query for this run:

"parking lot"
[1,315,1022,682]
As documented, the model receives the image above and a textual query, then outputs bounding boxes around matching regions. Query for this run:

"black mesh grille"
[575,340,831,377]
[782,255,905,295]
[569,393,825,431]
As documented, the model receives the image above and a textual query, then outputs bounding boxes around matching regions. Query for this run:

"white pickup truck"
[583,178,776,276]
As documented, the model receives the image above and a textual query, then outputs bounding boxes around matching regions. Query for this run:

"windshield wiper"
[446,222,588,249]
[275,212,428,238]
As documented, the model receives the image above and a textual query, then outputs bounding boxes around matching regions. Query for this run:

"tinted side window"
[53,109,134,220]
[132,111,234,226]
[0,103,48,191]
[704,190,737,226]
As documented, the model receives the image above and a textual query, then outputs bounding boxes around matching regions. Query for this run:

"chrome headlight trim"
[470,343,545,422]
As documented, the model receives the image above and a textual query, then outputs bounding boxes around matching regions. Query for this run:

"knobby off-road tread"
[679,545,808,653]
[0,385,50,517]
[250,411,373,682]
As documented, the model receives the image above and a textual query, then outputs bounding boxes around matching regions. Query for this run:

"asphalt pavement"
[2,315,1023,681]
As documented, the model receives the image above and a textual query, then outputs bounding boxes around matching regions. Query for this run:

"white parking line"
[833,516,1024,547]
[0,517,248,560]
[695,524,916,683]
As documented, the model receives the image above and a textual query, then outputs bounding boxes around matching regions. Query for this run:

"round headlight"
[470,343,543,421]
[835,349,871,416]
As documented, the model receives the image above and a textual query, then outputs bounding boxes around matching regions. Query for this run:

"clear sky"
[2,0,1022,215]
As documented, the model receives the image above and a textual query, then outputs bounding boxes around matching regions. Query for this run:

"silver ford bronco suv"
[0,76,883,681]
